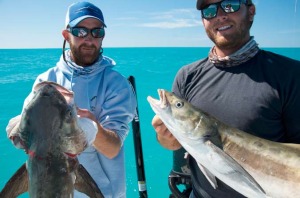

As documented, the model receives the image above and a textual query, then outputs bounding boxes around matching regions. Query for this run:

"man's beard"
[206,15,251,51]
[70,43,100,66]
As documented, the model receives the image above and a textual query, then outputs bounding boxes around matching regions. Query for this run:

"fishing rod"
[128,76,148,198]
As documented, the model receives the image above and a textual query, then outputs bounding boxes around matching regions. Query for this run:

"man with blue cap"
[8,1,137,197]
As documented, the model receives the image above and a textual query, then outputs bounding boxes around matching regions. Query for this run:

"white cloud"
[139,19,201,29]
[137,8,202,29]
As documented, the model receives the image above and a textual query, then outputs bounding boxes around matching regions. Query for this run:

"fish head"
[16,81,87,158]
[147,89,218,142]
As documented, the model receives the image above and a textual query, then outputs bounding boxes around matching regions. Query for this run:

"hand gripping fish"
[147,89,300,198]
[0,81,104,198]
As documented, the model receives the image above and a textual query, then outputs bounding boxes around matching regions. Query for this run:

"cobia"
[147,89,300,198]
[1,81,103,198]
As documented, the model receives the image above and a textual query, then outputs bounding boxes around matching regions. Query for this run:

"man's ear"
[249,4,256,21]
[62,29,69,42]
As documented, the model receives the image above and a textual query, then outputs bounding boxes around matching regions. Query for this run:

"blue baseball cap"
[65,1,106,28]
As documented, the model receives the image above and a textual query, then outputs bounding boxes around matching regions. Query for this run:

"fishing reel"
[169,148,192,198]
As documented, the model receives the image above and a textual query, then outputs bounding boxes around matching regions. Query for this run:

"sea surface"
[0,47,299,197]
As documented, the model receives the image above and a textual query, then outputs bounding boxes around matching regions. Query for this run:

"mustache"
[79,44,97,49]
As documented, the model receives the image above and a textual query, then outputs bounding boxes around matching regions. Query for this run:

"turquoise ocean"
[0,47,299,197]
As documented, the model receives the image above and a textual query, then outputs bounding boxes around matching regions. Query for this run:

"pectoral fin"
[205,140,265,194]
[74,164,104,198]
[197,163,218,189]
[0,163,28,197]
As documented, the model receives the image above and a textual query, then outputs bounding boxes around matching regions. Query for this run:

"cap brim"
[68,16,107,28]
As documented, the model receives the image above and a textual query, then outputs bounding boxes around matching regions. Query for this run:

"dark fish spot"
[253,141,263,147]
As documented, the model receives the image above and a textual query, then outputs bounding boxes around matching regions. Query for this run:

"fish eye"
[65,108,74,121]
[175,101,184,108]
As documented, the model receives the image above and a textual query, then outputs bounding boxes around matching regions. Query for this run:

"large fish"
[0,81,104,198]
[147,89,300,198]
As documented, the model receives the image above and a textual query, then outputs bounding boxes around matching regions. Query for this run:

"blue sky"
[0,0,299,48]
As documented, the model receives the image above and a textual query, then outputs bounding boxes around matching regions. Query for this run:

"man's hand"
[76,107,101,147]
[152,115,181,150]
[77,107,97,122]
[77,107,121,159]
[6,115,25,149]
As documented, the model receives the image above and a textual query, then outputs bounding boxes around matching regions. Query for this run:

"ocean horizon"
[1,47,299,197]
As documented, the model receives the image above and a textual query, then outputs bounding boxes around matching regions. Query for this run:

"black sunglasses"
[67,27,105,38]
[201,0,250,20]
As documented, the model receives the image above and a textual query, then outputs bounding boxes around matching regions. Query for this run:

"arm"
[77,77,137,159]
[77,108,121,159]
[152,115,182,150]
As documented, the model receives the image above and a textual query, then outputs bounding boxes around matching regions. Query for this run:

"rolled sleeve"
[100,83,137,145]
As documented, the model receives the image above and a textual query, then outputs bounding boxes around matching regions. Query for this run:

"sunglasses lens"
[221,0,241,13]
[202,0,243,19]
[71,28,88,38]
[202,4,217,19]
[70,27,104,38]
[91,28,105,38]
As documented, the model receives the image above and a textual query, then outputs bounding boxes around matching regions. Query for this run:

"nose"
[216,5,228,19]
[84,32,94,41]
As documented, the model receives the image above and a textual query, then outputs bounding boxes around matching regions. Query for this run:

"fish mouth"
[64,152,80,158]
[64,137,88,158]
[147,89,169,111]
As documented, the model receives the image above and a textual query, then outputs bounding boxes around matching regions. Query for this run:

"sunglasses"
[67,27,105,38]
[201,0,250,20]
